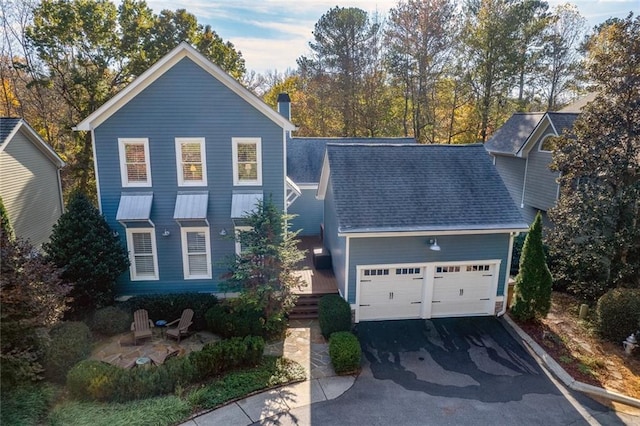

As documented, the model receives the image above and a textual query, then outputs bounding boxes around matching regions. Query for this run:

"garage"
[431,263,496,317]
[358,266,424,321]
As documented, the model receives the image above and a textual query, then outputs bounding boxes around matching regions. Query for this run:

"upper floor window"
[126,228,159,280]
[175,138,207,186]
[539,135,560,152]
[180,227,212,279]
[119,138,151,187]
[232,137,262,186]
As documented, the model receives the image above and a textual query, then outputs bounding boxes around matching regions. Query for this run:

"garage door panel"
[358,266,423,321]
[431,263,496,317]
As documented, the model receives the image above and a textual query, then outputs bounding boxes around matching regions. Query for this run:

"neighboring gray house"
[0,118,65,248]
[317,144,528,322]
[484,111,579,225]
[286,136,415,236]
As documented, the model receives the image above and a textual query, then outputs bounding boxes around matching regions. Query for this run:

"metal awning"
[173,191,209,220]
[231,192,263,219]
[116,193,153,225]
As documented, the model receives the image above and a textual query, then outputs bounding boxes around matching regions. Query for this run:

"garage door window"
[466,265,491,271]
[363,269,389,276]
[436,266,461,273]
[396,268,421,275]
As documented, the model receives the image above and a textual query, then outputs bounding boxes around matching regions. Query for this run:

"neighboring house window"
[175,138,207,186]
[234,226,252,255]
[181,227,212,279]
[126,229,159,280]
[232,137,262,186]
[539,135,560,152]
[119,138,151,187]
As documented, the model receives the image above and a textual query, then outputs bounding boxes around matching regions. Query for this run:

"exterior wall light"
[429,238,441,251]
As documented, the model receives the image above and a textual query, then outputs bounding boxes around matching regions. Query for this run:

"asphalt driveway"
[258,317,632,425]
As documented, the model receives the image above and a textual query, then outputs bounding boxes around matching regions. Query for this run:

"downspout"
[498,231,518,317]
[520,158,529,209]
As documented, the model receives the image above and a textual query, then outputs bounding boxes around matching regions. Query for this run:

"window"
[436,266,461,273]
[540,135,560,152]
[126,229,158,280]
[232,137,262,185]
[234,226,252,255]
[175,138,207,186]
[396,267,421,275]
[119,138,151,187]
[181,227,211,279]
[363,269,389,276]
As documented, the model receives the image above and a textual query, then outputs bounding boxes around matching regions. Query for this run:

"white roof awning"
[231,192,263,219]
[116,193,153,224]
[173,191,209,220]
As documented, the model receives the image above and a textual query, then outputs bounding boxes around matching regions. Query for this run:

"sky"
[145,0,639,75]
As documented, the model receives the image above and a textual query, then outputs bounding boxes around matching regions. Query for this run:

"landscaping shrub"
[596,288,640,343]
[91,306,130,336]
[119,293,218,330]
[318,294,351,339]
[44,321,92,383]
[329,331,361,374]
[66,336,265,402]
[205,300,264,338]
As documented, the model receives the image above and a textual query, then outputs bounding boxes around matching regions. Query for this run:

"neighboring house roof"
[559,93,597,113]
[0,117,65,167]
[287,137,416,184]
[319,144,528,234]
[74,42,295,132]
[484,113,545,156]
[546,112,579,136]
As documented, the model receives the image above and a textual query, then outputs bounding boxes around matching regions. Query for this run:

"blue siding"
[95,58,286,295]
[288,187,323,236]
[323,179,346,297]
[346,234,511,304]
[524,139,559,211]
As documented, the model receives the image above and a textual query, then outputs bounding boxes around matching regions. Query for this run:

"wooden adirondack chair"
[131,309,154,345]
[165,309,194,343]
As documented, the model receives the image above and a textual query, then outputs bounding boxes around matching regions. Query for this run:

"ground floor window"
[180,227,211,279]
[126,229,159,280]
[234,226,252,255]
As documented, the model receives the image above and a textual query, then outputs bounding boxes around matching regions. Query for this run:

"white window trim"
[538,134,555,153]
[175,137,207,186]
[234,226,252,255]
[125,228,159,281]
[232,137,262,186]
[180,226,212,279]
[118,138,152,187]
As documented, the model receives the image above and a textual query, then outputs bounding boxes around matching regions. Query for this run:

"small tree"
[222,198,305,336]
[511,212,553,321]
[1,202,70,386]
[43,192,129,319]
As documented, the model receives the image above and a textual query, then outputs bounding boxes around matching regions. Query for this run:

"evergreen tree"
[511,212,553,321]
[0,196,13,241]
[43,192,129,319]
[222,198,305,335]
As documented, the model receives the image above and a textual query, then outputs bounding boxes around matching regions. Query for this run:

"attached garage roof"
[323,144,528,234]
[173,191,208,220]
[231,192,263,218]
[116,193,153,222]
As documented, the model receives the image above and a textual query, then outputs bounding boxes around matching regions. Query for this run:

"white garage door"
[431,263,495,317]
[358,266,424,321]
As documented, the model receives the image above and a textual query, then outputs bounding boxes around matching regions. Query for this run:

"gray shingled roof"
[287,137,415,184]
[326,144,528,233]
[0,117,21,146]
[547,112,578,136]
[484,113,544,155]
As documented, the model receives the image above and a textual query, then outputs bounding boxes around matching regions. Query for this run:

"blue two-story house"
[75,42,296,295]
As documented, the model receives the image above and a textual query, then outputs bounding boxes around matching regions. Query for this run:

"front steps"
[289,293,337,320]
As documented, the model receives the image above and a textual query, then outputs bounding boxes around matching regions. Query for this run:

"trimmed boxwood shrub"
[44,321,93,383]
[205,300,264,338]
[66,336,265,402]
[329,331,361,375]
[119,293,218,330]
[319,294,351,339]
[596,288,640,343]
[90,306,131,336]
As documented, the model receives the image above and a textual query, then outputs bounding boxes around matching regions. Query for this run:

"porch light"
[219,228,227,236]
[429,238,441,251]
[162,229,171,237]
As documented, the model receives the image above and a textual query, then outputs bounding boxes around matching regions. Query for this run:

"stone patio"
[91,319,335,378]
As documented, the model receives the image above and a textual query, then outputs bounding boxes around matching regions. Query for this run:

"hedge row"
[67,336,264,402]
[596,288,640,343]
[318,294,351,339]
[329,331,361,374]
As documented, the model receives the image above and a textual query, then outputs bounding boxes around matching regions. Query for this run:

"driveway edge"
[501,313,640,409]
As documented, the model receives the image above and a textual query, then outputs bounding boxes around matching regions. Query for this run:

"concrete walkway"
[181,319,356,426]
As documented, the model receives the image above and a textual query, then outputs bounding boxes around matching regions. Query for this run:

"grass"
[43,355,305,426]
[0,383,56,426]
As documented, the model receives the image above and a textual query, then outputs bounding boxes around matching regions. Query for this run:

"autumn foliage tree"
[547,14,640,301]
[511,212,552,321]
[0,197,69,386]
